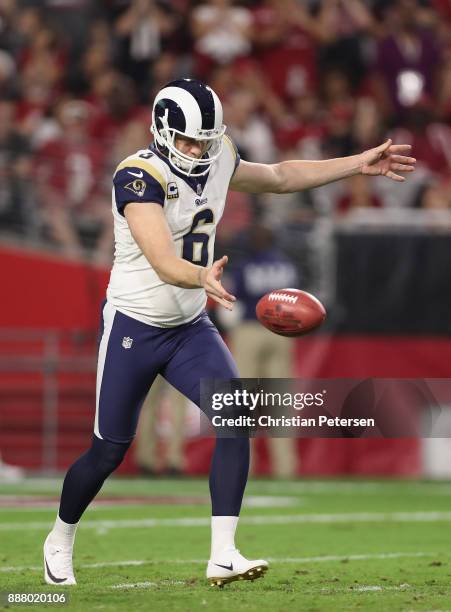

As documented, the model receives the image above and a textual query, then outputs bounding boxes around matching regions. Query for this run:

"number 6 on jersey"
[182,208,214,267]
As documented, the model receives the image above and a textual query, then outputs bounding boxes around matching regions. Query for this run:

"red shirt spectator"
[389,119,451,178]
[252,1,318,101]
[35,101,108,211]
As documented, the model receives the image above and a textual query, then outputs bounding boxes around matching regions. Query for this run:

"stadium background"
[1,0,451,479]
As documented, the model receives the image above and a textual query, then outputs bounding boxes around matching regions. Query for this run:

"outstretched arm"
[230,139,416,194]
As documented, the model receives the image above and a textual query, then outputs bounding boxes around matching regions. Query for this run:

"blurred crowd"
[1,0,451,260]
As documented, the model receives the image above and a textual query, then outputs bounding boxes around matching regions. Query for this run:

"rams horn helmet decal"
[151,79,226,177]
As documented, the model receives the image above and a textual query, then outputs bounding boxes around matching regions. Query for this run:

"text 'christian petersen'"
[211,414,376,429]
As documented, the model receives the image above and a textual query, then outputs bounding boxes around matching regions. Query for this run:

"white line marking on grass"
[111,580,186,589]
[251,482,451,496]
[0,495,298,511]
[354,584,411,593]
[0,552,435,574]
[0,560,151,573]
[84,560,151,568]
[4,511,451,531]
[266,552,432,563]
[8,478,451,498]
[0,505,141,512]
[245,496,298,507]
[112,581,157,589]
[111,581,413,592]
[323,583,412,595]
[355,586,383,592]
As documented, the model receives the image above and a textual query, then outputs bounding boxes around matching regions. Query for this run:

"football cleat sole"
[209,564,268,588]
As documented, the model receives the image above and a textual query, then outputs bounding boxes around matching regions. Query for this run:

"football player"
[43,79,416,587]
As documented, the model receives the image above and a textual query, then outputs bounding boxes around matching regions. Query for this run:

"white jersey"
[106,135,239,327]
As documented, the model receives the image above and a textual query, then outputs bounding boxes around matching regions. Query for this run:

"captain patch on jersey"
[113,163,166,215]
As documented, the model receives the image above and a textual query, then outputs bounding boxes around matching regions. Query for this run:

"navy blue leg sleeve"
[162,315,250,517]
[58,435,131,524]
[209,438,250,516]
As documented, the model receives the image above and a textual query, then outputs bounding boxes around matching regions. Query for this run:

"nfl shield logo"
[122,337,133,349]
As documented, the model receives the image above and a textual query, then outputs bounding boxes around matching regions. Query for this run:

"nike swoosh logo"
[45,558,68,583]
[127,170,143,178]
[214,562,233,571]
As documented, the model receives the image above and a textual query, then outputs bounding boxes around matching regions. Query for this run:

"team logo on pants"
[122,337,133,349]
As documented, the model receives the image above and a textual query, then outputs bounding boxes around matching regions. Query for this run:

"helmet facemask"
[151,108,226,177]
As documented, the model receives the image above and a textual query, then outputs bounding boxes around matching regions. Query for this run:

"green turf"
[2,478,451,611]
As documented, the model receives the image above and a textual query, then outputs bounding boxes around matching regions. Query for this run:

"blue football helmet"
[151,78,226,177]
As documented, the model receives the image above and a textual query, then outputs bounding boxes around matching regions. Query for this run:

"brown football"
[256,288,326,337]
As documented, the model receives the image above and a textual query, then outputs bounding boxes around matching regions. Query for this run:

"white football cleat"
[207,548,268,587]
[43,533,76,586]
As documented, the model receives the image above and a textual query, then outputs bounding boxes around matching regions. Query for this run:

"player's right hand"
[201,256,236,310]
[360,139,416,182]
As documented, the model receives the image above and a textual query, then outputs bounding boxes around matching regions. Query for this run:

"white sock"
[50,515,78,548]
[210,516,239,558]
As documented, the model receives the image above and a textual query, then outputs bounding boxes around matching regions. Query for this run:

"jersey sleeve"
[113,160,167,216]
[223,134,241,176]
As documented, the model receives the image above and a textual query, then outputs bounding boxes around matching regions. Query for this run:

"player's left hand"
[201,255,236,310]
[360,139,416,182]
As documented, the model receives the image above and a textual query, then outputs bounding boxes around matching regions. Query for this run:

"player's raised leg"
[162,313,269,586]
[44,303,159,585]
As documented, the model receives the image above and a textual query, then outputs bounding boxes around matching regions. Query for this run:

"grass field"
[2,477,451,611]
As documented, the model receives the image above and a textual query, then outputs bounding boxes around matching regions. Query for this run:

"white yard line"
[3,511,451,531]
[110,580,413,592]
[355,586,383,592]
[111,580,186,589]
[6,479,451,497]
[0,552,435,574]
[350,584,410,593]
[266,552,432,563]
[111,581,159,589]
[0,495,298,511]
